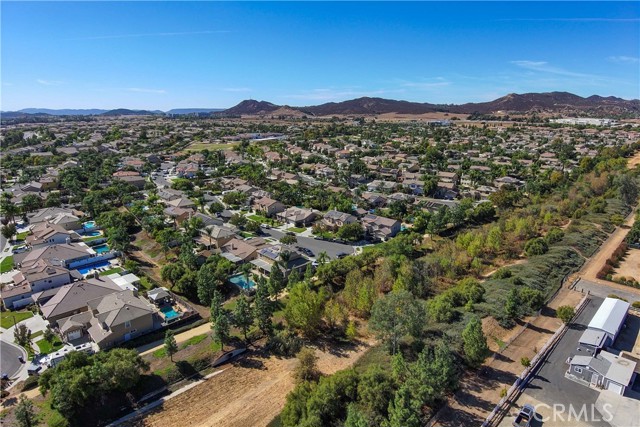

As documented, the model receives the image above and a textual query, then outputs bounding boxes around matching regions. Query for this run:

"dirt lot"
[123,339,374,427]
[615,247,640,281]
[629,150,640,169]
[434,289,584,427]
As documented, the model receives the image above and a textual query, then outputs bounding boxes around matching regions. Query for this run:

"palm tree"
[317,251,329,265]
[240,262,252,285]
[203,226,215,249]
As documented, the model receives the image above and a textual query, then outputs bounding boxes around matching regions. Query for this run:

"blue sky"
[2,2,639,110]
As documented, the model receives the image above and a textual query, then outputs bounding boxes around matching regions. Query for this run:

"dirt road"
[124,339,374,427]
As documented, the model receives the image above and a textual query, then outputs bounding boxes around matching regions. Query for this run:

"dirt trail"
[628,150,640,169]
[124,339,374,427]
[570,205,637,286]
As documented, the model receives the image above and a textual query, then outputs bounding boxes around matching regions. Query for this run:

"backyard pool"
[93,244,110,254]
[160,306,180,320]
[83,221,97,229]
[229,274,256,290]
[84,230,102,237]
[75,260,111,275]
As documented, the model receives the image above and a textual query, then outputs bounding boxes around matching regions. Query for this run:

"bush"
[47,410,70,427]
[607,294,628,302]
[520,357,531,368]
[21,375,39,391]
[632,301,640,309]
[545,227,564,245]
[524,238,549,257]
[493,268,512,279]
[556,305,575,324]
[267,329,302,357]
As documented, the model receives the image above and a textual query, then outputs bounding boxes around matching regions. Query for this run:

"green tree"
[280,234,297,245]
[524,237,548,256]
[462,316,490,368]
[20,194,42,214]
[293,347,319,383]
[232,294,253,341]
[336,222,364,242]
[210,289,224,321]
[369,291,424,354]
[43,327,55,344]
[15,395,36,427]
[618,173,639,206]
[14,324,31,348]
[285,282,326,338]
[164,330,178,362]
[268,265,286,298]
[387,385,421,427]
[1,223,16,240]
[254,277,274,336]
[357,365,394,422]
[213,313,230,350]
[344,404,369,427]
[161,263,185,290]
[556,305,576,324]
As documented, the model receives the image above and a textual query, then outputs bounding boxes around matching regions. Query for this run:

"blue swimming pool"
[160,306,180,320]
[84,230,101,237]
[93,244,110,254]
[75,260,111,275]
[229,274,256,290]
[83,221,97,229]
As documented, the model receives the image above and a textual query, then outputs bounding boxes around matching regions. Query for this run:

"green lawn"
[0,256,14,273]
[16,231,29,240]
[247,214,270,223]
[82,235,104,242]
[185,141,239,151]
[0,310,33,328]
[239,231,255,238]
[99,267,124,276]
[287,227,306,233]
[36,338,64,355]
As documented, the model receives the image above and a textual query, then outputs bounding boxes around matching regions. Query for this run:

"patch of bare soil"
[628,150,640,169]
[614,248,640,282]
[124,339,374,427]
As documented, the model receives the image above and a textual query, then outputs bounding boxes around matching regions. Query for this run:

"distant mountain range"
[4,92,639,119]
[216,92,640,117]
[1,108,223,117]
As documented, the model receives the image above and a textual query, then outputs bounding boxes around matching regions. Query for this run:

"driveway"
[499,297,612,427]
[259,228,355,260]
[576,279,640,303]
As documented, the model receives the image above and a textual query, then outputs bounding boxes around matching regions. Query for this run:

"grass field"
[0,256,14,273]
[16,231,28,240]
[184,142,239,152]
[0,310,33,328]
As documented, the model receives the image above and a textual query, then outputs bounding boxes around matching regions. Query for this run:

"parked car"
[336,252,348,259]
[512,404,535,427]
[260,223,271,229]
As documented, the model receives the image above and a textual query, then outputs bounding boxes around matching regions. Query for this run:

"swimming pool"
[160,306,180,320]
[83,221,97,229]
[93,244,110,254]
[75,260,111,275]
[84,230,101,237]
[229,274,256,290]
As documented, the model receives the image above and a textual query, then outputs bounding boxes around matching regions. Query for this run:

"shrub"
[607,294,628,302]
[493,268,512,279]
[524,238,549,257]
[545,227,564,245]
[632,301,640,309]
[520,357,531,368]
[21,375,39,391]
[556,305,575,324]
[267,329,302,357]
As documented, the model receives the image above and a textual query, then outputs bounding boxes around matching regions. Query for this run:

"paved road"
[576,279,640,304]
[259,228,355,260]
[0,340,24,378]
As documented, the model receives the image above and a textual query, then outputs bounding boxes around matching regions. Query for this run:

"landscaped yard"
[0,309,33,329]
[36,338,65,355]
[100,267,124,276]
[16,231,29,241]
[184,141,239,152]
[0,256,14,273]
[82,234,104,242]
[247,214,271,224]
[287,227,306,233]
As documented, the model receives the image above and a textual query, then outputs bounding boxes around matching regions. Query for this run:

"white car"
[260,224,271,229]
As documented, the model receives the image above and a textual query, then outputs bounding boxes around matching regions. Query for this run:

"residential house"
[59,290,157,349]
[276,207,317,227]
[250,244,310,278]
[25,223,80,248]
[322,210,358,231]
[252,197,285,217]
[40,277,121,325]
[568,351,637,396]
[197,224,236,250]
[361,214,401,241]
[220,237,269,264]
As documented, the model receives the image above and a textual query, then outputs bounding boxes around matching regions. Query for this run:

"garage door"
[607,382,623,395]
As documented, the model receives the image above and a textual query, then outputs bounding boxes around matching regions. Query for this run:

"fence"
[480,294,590,427]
